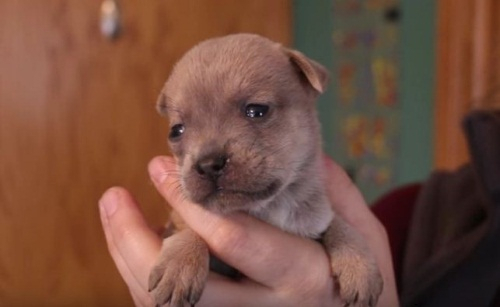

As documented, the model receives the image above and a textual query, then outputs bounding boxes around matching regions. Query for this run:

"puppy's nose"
[195,154,229,178]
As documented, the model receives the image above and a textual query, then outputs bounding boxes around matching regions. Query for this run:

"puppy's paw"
[330,251,383,307]
[149,230,209,307]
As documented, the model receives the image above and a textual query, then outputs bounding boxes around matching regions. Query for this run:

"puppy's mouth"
[197,180,282,210]
[214,180,280,200]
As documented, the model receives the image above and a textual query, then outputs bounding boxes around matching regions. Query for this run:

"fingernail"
[149,157,171,184]
[99,188,120,217]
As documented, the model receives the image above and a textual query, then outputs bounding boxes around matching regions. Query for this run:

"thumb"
[99,187,161,293]
[147,156,332,290]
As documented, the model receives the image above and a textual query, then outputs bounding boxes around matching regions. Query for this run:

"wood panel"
[434,0,474,170]
[0,1,291,306]
[487,0,500,109]
[435,0,500,170]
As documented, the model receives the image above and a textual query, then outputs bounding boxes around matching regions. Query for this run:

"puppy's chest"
[249,195,334,239]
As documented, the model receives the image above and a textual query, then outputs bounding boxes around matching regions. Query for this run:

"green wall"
[293,0,436,198]
[398,0,435,185]
[293,0,335,154]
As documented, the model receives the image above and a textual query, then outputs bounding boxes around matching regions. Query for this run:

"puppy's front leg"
[322,217,383,307]
[149,228,209,307]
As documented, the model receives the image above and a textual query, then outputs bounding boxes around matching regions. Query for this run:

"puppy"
[150,33,383,307]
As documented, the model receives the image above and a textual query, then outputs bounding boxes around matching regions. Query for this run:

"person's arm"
[99,156,399,306]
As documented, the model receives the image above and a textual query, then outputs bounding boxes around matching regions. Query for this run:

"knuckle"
[115,225,136,244]
[372,218,389,241]
[209,220,249,256]
[280,244,332,296]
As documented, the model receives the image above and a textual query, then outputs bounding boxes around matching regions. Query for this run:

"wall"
[293,0,436,202]
[0,1,291,305]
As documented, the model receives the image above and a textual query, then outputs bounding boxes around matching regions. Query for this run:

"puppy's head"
[157,34,329,213]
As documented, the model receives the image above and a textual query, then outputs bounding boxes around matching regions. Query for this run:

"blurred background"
[0,0,498,305]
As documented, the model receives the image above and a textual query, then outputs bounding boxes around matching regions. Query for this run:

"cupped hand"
[99,155,399,306]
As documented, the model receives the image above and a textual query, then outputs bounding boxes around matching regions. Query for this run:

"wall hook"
[100,0,121,40]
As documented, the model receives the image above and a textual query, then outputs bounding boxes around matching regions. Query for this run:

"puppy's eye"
[169,124,185,140]
[245,104,269,118]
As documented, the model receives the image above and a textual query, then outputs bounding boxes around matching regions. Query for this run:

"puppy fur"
[151,34,383,307]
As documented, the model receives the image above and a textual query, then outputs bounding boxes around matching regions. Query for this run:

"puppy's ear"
[156,92,168,116]
[282,48,329,94]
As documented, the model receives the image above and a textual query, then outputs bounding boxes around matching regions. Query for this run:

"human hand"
[99,155,399,306]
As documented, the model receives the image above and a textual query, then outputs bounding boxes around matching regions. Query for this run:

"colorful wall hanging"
[331,0,401,202]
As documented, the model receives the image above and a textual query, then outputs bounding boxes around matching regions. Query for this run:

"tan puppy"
[150,34,383,307]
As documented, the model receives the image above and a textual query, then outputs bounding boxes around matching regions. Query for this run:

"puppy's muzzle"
[195,152,229,180]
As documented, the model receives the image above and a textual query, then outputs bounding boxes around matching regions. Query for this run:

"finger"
[99,187,162,295]
[99,191,154,306]
[201,273,339,307]
[322,155,391,242]
[322,155,374,222]
[198,273,276,307]
[148,156,332,291]
[130,290,151,307]
[101,217,151,306]
[322,156,399,306]
[201,274,338,307]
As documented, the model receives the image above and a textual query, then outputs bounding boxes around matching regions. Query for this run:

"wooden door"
[0,1,290,305]
[435,0,500,170]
